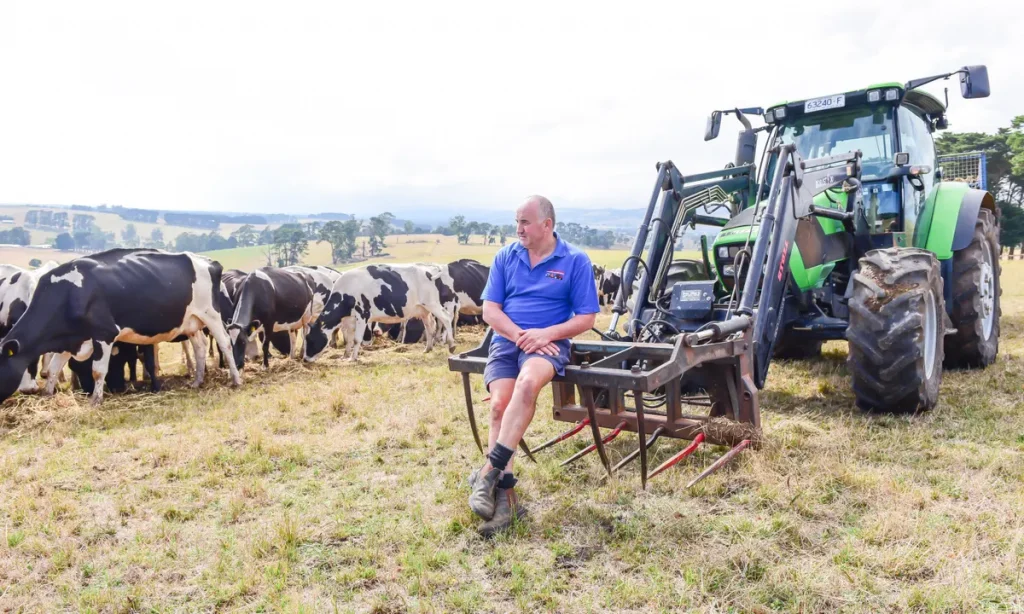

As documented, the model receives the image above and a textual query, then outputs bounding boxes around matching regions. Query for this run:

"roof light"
[774,106,786,119]
[885,89,899,101]
[764,110,775,124]
[867,90,881,103]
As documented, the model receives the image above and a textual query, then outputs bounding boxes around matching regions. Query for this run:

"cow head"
[303,292,352,362]
[229,320,261,368]
[0,339,31,401]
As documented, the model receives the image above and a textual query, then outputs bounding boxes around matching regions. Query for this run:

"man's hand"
[516,328,553,354]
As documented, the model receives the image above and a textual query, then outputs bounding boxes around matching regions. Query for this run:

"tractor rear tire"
[944,208,1001,368]
[847,248,945,413]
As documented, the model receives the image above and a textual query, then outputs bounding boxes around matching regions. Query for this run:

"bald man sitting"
[468,195,599,537]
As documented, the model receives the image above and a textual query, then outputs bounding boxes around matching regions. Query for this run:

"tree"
[499,224,514,245]
[272,224,308,265]
[477,223,492,245]
[121,223,138,247]
[404,220,415,235]
[0,227,30,245]
[367,213,394,256]
[231,224,257,247]
[29,258,42,268]
[55,232,75,251]
[999,204,1024,257]
[72,214,95,232]
[449,215,468,244]
[150,227,164,243]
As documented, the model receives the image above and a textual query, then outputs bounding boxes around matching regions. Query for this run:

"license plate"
[804,94,845,113]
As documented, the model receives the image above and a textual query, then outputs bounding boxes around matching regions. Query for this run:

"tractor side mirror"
[705,111,722,141]
[960,65,990,99]
[894,152,910,167]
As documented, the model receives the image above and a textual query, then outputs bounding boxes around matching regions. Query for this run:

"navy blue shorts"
[483,337,571,391]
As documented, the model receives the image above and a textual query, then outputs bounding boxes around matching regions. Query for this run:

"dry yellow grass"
[0,263,1021,612]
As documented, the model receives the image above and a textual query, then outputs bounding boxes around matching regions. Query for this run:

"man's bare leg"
[470,358,554,520]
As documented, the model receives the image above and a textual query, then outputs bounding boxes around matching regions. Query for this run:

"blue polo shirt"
[481,233,600,341]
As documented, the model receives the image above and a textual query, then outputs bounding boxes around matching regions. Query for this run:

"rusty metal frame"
[448,327,762,486]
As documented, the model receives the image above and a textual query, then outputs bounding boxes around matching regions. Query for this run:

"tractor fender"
[913,182,996,260]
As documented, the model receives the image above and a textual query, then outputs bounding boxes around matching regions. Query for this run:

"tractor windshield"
[778,106,896,181]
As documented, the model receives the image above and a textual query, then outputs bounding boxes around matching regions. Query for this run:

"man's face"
[515,201,551,250]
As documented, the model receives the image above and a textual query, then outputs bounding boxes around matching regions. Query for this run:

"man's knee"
[515,361,555,396]
[488,380,515,417]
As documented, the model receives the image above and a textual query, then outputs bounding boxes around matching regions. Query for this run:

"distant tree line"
[444,215,627,248]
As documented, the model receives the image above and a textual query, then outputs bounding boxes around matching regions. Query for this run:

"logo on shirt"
[545,270,565,281]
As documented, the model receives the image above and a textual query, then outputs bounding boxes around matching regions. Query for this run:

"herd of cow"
[0,247,621,408]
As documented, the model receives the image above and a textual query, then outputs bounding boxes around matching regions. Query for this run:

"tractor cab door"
[895,105,937,242]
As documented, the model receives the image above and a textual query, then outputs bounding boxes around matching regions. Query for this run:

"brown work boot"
[478,488,527,538]
[468,467,501,520]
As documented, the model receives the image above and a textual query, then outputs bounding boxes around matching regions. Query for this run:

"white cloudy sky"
[1,0,1021,217]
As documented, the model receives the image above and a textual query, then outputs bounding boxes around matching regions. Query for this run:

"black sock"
[498,472,517,489]
[487,443,514,472]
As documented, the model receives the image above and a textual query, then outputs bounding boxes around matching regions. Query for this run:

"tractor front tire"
[945,208,1001,368]
[847,248,945,413]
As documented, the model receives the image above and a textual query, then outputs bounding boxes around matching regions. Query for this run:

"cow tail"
[209,260,224,316]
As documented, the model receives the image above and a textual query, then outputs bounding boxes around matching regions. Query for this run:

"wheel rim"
[924,290,937,380]
[980,243,996,340]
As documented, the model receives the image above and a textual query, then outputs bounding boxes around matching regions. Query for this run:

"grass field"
[202,233,637,272]
[0,254,1022,612]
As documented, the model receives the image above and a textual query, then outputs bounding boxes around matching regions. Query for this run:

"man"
[469,195,599,537]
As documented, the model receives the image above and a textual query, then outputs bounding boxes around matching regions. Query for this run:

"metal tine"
[582,388,613,477]
[532,418,590,454]
[608,426,665,476]
[461,373,484,454]
[648,432,706,480]
[560,420,628,468]
[518,439,537,463]
[633,389,650,489]
[685,439,751,488]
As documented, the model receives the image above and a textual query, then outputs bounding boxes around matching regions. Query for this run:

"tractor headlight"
[764,110,775,124]
[885,89,899,101]
[773,106,786,120]
[723,265,735,277]
[718,246,729,259]
[867,90,881,103]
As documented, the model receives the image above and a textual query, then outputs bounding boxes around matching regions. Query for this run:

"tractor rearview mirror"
[705,111,722,142]
[960,65,990,99]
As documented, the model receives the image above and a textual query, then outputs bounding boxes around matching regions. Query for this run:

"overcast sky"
[1,1,1021,218]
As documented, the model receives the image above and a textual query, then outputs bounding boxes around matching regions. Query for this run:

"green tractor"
[449,65,998,486]
[700,64,998,412]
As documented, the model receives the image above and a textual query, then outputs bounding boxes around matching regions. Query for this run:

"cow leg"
[181,341,195,376]
[423,304,455,352]
[89,341,115,406]
[153,343,162,377]
[421,316,437,353]
[208,331,215,358]
[205,319,242,386]
[341,317,357,360]
[262,333,272,368]
[45,349,79,395]
[188,334,207,388]
[141,345,161,392]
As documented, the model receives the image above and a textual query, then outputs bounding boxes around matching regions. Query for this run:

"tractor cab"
[758,83,946,252]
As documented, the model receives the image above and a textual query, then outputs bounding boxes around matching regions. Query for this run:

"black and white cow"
[303,264,459,362]
[228,267,315,368]
[286,264,343,349]
[0,248,241,405]
[597,269,621,307]
[0,261,59,393]
[381,259,487,343]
